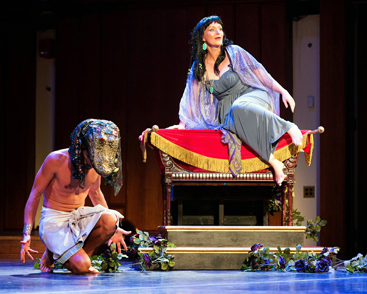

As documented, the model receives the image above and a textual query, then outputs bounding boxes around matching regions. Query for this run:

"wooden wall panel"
[235,3,262,60]
[2,14,36,230]
[55,16,86,149]
[261,2,292,121]
[77,13,102,120]
[207,4,236,42]
[356,3,367,257]
[99,11,129,214]
[124,6,206,230]
[320,0,346,252]
[0,17,7,231]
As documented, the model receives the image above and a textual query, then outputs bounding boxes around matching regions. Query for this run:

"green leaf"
[168,260,175,267]
[102,262,108,271]
[110,243,116,252]
[277,246,282,254]
[167,242,176,248]
[161,262,168,271]
[33,259,40,269]
[315,216,321,222]
[284,248,291,256]
[320,220,327,226]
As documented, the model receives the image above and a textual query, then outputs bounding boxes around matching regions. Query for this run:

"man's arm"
[20,152,61,263]
[88,175,131,252]
[88,176,108,208]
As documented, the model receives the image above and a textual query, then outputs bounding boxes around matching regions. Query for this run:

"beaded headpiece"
[69,119,123,195]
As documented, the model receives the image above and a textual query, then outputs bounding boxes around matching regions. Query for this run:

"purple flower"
[316,258,330,273]
[149,235,158,243]
[130,235,136,244]
[142,253,152,268]
[250,243,264,252]
[278,255,286,269]
[295,259,308,272]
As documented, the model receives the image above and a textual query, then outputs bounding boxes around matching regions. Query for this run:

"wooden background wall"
[1,0,365,256]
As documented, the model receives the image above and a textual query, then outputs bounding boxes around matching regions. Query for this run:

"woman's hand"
[166,123,185,130]
[282,91,296,113]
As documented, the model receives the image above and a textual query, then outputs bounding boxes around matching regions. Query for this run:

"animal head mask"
[69,119,123,195]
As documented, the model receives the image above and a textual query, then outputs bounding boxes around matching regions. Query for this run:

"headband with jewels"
[69,119,123,195]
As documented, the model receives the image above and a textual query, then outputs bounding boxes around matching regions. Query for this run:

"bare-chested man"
[20,119,130,274]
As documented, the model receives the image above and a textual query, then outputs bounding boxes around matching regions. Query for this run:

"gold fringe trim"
[150,132,314,173]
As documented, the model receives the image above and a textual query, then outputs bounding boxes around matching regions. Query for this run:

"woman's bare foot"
[287,125,303,146]
[88,266,99,274]
[40,247,54,273]
[269,154,285,186]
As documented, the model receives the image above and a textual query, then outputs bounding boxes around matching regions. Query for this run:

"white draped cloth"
[39,204,123,264]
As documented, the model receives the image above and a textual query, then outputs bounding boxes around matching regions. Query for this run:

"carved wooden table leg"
[161,151,174,226]
[282,183,287,226]
[165,179,172,226]
[162,181,167,226]
[287,172,295,226]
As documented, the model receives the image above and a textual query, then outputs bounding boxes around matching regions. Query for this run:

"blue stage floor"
[1,259,367,293]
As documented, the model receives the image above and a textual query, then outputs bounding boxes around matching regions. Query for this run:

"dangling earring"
[202,42,207,50]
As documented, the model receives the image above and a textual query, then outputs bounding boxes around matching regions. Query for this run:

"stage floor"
[1,259,366,293]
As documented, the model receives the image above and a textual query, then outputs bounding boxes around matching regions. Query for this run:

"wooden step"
[140,246,331,270]
[0,236,44,259]
[158,226,306,248]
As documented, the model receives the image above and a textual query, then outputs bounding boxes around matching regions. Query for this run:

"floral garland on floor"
[242,243,367,273]
[126,229,176,272]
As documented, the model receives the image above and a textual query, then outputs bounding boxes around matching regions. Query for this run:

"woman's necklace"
[206,72,214,103]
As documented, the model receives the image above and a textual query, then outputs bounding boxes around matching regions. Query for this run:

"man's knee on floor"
[67,255,92,274]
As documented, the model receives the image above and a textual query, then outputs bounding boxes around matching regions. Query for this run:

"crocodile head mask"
[69,119,123,195]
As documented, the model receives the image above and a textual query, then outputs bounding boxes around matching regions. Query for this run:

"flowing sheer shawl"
[177,45,280,176]
[179,44,279,128]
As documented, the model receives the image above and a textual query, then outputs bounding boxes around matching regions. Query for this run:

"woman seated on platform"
[168,15,303,185]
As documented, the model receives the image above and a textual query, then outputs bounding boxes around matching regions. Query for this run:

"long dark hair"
[190,15,233,82]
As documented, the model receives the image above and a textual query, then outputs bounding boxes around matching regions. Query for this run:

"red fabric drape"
[156,129,311,159]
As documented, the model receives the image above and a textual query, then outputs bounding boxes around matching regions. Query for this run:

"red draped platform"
[148,129,313,174]
[142,127,316,227]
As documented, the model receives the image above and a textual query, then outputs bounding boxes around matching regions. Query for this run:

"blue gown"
[205,68,294,161]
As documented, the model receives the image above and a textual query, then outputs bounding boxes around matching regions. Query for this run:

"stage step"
[152,226,314,270]
[158,226,306,248]
[0,236,44,259]
[140,246,326,270]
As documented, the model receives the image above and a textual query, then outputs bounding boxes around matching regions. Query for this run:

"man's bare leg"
[40,247,54,273]
[269,154,285,186]
[83,212,118,256]
[288,125,303,146]
[63,213,117,274]
[64,248,98,274]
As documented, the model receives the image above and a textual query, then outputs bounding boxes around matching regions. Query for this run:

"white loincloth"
[39,205,123,264]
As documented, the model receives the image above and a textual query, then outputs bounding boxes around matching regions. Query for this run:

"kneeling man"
[20,119,130,274]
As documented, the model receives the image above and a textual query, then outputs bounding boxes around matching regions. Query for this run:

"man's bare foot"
[40,247,54,273]
[269,155,285,186]
[287,125,303,146]
[88,266,99,274]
